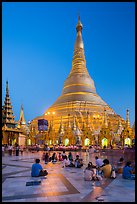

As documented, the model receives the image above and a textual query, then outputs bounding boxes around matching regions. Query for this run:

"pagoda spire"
[75,15,83,49]
[70,16,89,76]
[72,115,77,131]
[102,109,108,128]
[116,118,123,135]
[19,104,26,125]
[61,16,96,95]
[58,116,64,135]
[2,81,16,128]
[6,80,9,95]
[126,109,130,128]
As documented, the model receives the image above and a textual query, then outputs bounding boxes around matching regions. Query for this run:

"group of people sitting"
[31,151,84,177]
[83,156,135,181]
[42,151,83,168]
[84,157,111,181]
[31,152,135,180]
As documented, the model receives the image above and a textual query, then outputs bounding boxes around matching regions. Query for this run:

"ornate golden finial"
[76,15,83,32]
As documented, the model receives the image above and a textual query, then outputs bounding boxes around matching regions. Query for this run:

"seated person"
[31,158,48,177]
[58,152,63,161]
[75,155,83,168]
[116,157,125,174]
[68,152,73,161]
[44,152,50,164]
[51,152,57,163]
[62,150,67,160]
[89,162,96,174]
[84,163,97,181]
[62,155,67,168]
[122,161,135,180]
[100,159,112,178]
[65,158,71,167]
[42,152,46,161]
[89,161,96,168]
[95,156,104,168]
[67,159,75,167]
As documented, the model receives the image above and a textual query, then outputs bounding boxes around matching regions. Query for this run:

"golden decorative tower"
[121,109,134,146]
[99,109,111,148]
[2,81,22,145]
[126,109,130,128]
[2,81,17,128]
[17,104,30,136]
[32,16,126,146]
[17,105,26,127]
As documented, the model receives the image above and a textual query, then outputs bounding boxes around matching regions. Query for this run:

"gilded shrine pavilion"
[2,81,29,145]
[29,17,134,148]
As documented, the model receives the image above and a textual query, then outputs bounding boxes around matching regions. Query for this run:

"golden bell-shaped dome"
[36,16,122,137]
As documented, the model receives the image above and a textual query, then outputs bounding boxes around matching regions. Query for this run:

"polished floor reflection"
[2,151,135,202]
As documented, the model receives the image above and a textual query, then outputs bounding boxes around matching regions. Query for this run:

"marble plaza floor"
[2,151,135,202]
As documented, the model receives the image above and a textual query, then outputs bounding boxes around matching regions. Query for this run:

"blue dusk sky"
[2,2,135,126]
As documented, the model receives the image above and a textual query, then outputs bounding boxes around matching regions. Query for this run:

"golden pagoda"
[2,81,22,145]
[31,16,128,147]
[120,109,134,147]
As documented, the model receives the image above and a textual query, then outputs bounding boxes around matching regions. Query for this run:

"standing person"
[15,143,20,156]
[2,145,5,156]
[31,158,48,177]
[8,144,12,156]
[20,145,24,155]
[122,161,135,180]
[36,144,40,152]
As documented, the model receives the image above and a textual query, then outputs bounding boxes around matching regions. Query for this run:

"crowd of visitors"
[2,143,135,181]
[2,143,25,156]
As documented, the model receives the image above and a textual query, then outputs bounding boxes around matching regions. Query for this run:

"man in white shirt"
[95,156,104,168]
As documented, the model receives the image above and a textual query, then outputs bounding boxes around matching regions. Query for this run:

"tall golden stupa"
[31,17,133,147]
